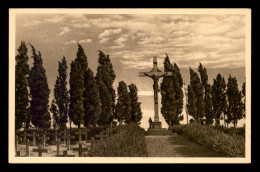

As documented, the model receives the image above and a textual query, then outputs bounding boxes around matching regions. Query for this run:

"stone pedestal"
[151,122,162,129]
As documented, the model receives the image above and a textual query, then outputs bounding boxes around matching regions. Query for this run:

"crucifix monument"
[139,56,172,129]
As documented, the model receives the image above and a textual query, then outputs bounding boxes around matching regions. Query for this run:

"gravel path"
[145,135,227,157]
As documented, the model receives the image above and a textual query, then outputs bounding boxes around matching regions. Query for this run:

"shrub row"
[183,123,245,157]
[88,123,149,157]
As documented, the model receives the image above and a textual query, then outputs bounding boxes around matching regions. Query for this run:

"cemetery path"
[145,135,227,157]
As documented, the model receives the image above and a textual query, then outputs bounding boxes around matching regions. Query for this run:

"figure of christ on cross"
[139,56,172,126]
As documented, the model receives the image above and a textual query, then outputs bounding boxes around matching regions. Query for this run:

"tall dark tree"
[53,56,69,130]
[161,55,183,126]
[96,50,116,126]
[115,81,132,124]
[212,74,227,126]
[50,100,58,130]
[187,84,197,120]
[83,68,101,127]
[15,41,30,131]
[198,63,214,125]
[69,44,88,128]
[28,44,51,130]
[226,75,244,128]
[128,84,143,123]
[188,68,205,123]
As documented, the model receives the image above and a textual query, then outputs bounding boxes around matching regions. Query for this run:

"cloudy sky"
[15,12,247,129]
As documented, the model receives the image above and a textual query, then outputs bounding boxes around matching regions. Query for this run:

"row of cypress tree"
[15,41,142,131]
[187,63,245,128]
[160,54,245,128]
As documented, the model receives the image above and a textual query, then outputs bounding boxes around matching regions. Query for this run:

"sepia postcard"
[9,8,251,163]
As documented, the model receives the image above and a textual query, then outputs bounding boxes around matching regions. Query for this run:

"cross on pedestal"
[56,150,75,157]
[27,131,39,146]
[72,144,88,157]
[139,56,172,127]
[32,145,48,157]
[75,128,85,144]
[52,138,63,156]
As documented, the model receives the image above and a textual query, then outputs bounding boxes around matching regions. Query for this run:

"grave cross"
[61,129,69,145]
[63,131,74,150]
[52,138,63,156]
[56,150,75,157]
[75,128,85,144]
[51,130,61,142]
[139,56,172,122]
[83,128,91,142]
[20,138,30,156]
[15,135,22,156]
[26,131,39,146]
[38,131,50,149]
[95,133,106,141]
[32,145,48,157]
[72,144,88,157]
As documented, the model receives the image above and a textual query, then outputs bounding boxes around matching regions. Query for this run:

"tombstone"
[75,128,85,144]
[72,144,88,157]
[26,131,38,146]
[56,150,75,157]
[52,138,63,156]
[32,145,48,157]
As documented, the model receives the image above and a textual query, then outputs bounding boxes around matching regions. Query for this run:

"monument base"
[151,121,162,129]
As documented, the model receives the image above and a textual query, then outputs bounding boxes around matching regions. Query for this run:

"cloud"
[79,39,92,44]
[59,26,71,36]
[98,38,109,44]
[98,28,122,39]
[64,40,77,45]
[73,23,91,28]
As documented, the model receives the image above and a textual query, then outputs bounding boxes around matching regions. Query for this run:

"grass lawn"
[168,134,227,157]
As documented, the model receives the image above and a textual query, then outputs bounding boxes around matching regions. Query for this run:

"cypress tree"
[15,41,30,130]
[128,83,143,123]
[212,74,227,126]
[50,100,58,130]
[83,68,101,127]
[96,50,116,126]
[226,75,244,128]
[188,68,204,123]
[198,63,214,125]
[69,44,88,128]
[28,44,51,130]
[161,55,183,126]
[115,81,132,124]
[187,84,197,121]
[54,56,69,130]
